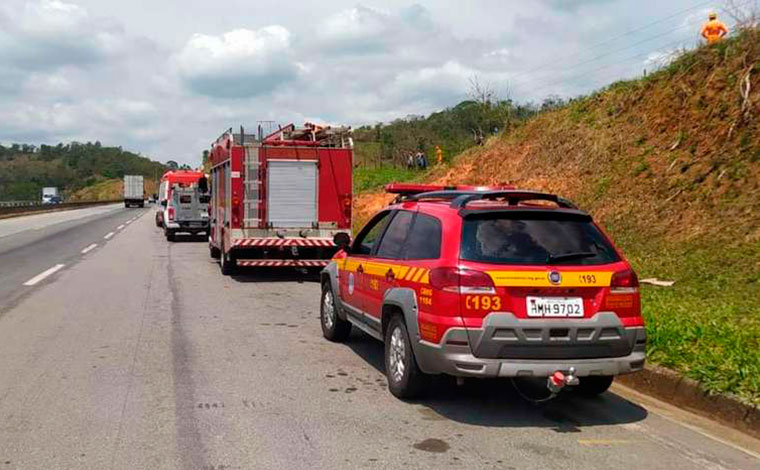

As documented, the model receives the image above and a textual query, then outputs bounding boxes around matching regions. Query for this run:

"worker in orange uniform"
[435,146,443,165]
[701,12,728,44]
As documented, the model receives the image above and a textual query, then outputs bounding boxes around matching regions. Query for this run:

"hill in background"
[355,29,760,403]
[0,142,167,201]
[353,94,542,169]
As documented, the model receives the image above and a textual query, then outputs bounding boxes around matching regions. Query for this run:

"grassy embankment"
[353,30,760,403]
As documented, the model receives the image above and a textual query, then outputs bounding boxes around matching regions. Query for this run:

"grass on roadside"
[618,233,760,404]
[353,166,421,193]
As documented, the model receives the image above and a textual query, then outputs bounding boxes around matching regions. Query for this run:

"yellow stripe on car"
[486,271,613,287]
[338,258,431,285]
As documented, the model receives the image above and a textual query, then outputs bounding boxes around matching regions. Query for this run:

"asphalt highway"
[0,209,758,469]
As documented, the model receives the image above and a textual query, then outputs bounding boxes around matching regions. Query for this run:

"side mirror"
[161,200,167,208]
[333,232,351,252]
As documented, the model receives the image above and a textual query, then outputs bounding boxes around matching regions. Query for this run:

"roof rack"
[446,190,578,209]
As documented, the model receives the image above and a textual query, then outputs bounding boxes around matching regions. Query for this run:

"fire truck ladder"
[240,127,261,228]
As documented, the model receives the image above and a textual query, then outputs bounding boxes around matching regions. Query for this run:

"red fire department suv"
[320,184,646,399]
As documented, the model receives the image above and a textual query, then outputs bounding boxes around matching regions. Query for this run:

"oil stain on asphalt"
[413,438,450,453]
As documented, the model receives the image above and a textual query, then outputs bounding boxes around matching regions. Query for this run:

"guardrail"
[0,200,41,208]
[0,200,125,218]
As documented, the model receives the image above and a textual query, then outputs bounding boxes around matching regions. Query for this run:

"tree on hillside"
[724,0,759,29]
[166,160,179,170]
[0,142,167,200]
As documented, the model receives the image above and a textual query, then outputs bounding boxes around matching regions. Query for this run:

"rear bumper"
[413,312,646,378]
[415,337,645,377]
[237,259,329,267]
[165,221,209,232]
[229,238,340,263]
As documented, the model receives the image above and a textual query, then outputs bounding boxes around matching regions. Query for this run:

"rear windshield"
[460,214,620,265]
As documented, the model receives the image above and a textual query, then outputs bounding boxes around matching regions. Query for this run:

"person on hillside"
[406,152,415,169]
[701,12,728,44]
[416,151,428,170]
[435,146,443,165]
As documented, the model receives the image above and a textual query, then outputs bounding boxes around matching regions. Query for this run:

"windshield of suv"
[460,213,620,265]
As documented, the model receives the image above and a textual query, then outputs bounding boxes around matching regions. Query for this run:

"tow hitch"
[512,367,579,403]
[546,367,579,394]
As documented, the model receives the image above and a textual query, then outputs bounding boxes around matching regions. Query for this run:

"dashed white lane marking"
[104,232,115,240]
[125,220,132,225]
[81,243,98,254]
[117,224,125,230]
[23,264,65,286]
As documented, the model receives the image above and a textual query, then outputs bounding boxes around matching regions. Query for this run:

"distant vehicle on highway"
[208,123,353,275]
[320,184,646,399]
[156,170,209,241]
[41,187,59,204]
[123,175,145,208]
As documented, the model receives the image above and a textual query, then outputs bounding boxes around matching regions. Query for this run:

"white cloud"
[0,0,127,70]
[387,61,473,107]
[23,72,73,96]
[176,26,299,98]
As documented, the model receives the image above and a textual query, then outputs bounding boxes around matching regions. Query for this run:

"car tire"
[220,246,237,275]
[574,376,614,396]
[209,244,221,259]
[385,315,430,399]
[320,282,351,342]
[165,229,175,242]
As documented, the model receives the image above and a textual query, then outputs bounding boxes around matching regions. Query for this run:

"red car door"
[365,210,415,324]
[340,211,392,315]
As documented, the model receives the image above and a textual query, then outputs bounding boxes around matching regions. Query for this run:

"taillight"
[343,196,352,225]
[611,268,639,294]
[430,268,495,294]
[231,192,241,227]
[429,267,459,292]
[168,207,175,221]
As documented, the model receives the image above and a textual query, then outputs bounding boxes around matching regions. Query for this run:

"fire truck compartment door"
[267,160,318,228]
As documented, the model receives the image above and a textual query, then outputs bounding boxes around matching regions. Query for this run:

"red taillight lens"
[611,268,639,293]
[430,267,459,292]
[168,207,175,221]
[430,268,495,294]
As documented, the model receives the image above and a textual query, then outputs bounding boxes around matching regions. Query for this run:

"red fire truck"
[208,123,353,274]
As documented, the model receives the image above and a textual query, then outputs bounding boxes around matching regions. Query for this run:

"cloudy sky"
[0,0,740,164]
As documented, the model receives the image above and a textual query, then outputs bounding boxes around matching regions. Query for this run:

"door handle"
[385,268,395,282]
[357,265,364,274]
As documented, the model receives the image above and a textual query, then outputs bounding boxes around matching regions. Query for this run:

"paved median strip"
[23,264,65,286]
[104,232,115,240]
[81,243,98,254]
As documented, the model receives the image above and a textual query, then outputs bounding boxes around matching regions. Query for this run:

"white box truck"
[41,187,60,204]
[124,175,144,208]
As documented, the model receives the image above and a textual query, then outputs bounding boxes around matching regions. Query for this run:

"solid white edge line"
[104,232,115,239]
[117,224,125,230]
[81,243,98,254]
[23,264,65,286]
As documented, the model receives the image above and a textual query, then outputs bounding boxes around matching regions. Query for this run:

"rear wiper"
[546,251,597,263]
